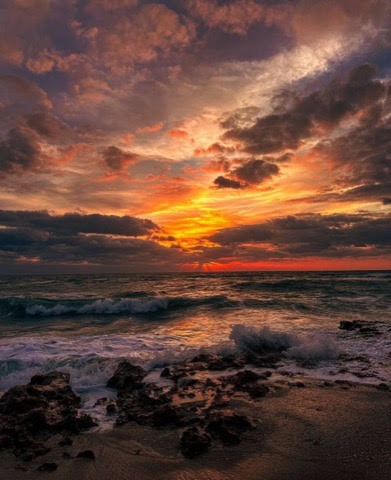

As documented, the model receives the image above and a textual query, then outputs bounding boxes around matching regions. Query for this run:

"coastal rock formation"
[0,371,96,457]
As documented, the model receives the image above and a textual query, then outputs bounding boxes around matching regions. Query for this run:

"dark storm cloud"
[232,159,279,185]
[314,86,391,202]
[223,64,387,155]
[213,175,244,189]
[0,231,184,266]
[0,210,159,237]
[25,112,72,140]
[102,146,140,172]
[0,127,44,176]
[209,213,391,258]
[213,158,279,189]
[0,210,188,267]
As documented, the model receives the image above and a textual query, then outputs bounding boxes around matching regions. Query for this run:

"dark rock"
[0,371,96,455]
[58,436,73,446]
[37,463,57,472]
[339,321,356,330]
[190,354,215,363]
[107,361,146,392]
[376,383,390,391]
[94,397,108,406]
[160,367,172,378]
[226,370,261,385]
[180,427,212,458]
[151,405,181,427]
[77,449,95,460]
[247,383,270,398]
[106,403,117,414]
[207,356,239,371]
[62,452,72,459]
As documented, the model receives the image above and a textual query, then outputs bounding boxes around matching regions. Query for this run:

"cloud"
[0,210,158,237]
[0,127,44,176]
[213,158,280,189]
[101,146,140,172]
[186,0,265,35]
[223,64,386,155]
[167,129,189,139]
[0,209,190,268]
[208,212,391,259]
[25,112,72,140]
[213,175,244,189]
[137,122,164,133]
[0,75,52,110]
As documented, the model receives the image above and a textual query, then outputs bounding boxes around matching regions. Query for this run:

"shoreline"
[1,338,390,480]
[1,381,390,480]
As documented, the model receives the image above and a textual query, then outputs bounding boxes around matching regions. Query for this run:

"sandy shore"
[1,382,390,480]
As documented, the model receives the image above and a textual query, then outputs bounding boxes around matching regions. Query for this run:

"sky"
[0,0,390,273]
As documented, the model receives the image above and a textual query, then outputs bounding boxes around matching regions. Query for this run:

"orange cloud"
[167,129,189,139]
[137,122,164,133]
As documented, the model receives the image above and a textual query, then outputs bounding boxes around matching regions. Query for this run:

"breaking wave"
[230,324,341,360]
[0,295,239,317]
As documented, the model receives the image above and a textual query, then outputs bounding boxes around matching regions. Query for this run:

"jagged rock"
[376,383,390,391]
[223,370,262,390]
[107,361,146,392]
[58,436,73,446]
[180,427,212,458]
[246,383,270,398]
[106,403,117,414]
[160,367,172,378]
[0,371,96,455]
[151,404,181,427]
[37,463,57,472]
[207,356,239,371]
[206,411,253,445]
[77,449,95,460]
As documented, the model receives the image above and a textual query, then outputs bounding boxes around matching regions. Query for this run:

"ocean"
[0,271,390,425]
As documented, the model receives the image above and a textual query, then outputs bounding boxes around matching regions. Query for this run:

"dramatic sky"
[0,0,390,273]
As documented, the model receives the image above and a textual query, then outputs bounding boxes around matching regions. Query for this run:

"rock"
[206,411,252,445]
[0,371,96,455]
[106,403,117,414]
[37,463,57,472]
[247,383,270,398]
[376,383,390,391]
[62,452,72,459]
[339,321,380,335]
[207,356,239,371]
[225,370,261,387]
[94,397,108,406]
[160,367,172,378]
[58,436,73,446]
[77,449,95,460]
[107,361,146,392]
[151,405,181,427]
[190,354,215,363]
[180,427,212,458]
[339,321,356,330]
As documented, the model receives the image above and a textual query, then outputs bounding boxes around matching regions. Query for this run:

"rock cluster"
[106,351,275,457]
[0,371,96,459]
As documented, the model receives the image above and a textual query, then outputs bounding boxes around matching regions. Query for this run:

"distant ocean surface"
[1,271,390,422]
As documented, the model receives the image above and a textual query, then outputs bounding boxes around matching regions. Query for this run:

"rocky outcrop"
[106,360,146,392]
[0,371,96,458]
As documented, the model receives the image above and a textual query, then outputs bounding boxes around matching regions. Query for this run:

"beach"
[1,380,390,480]
[0,271,390,479]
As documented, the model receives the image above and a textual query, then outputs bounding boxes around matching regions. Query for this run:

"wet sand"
[1,382,390,480]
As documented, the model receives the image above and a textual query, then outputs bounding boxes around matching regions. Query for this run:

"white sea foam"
[230,324,341,360]
[26,297,170,316]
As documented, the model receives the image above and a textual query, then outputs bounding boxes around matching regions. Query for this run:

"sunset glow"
[0,0,390,273]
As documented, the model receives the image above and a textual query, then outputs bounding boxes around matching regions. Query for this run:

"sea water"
[0,271,390,423]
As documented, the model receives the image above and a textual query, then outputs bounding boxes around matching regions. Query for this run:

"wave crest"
[230,324,341,360]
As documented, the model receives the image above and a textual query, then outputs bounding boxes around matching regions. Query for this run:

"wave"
[230,324,341,360]
[0,294,239,318]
